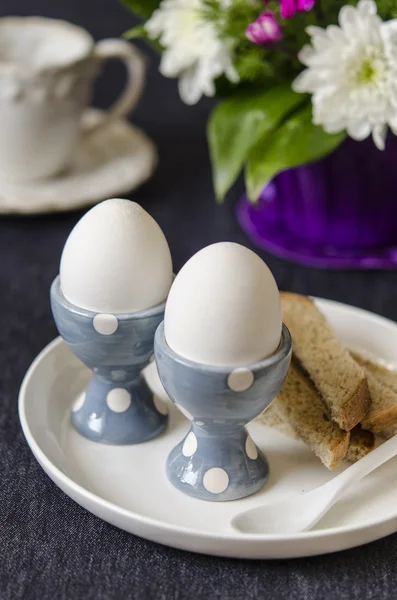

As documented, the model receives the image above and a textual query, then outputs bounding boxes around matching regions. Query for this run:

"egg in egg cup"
[154,321,292,502]
[51,276,168,444]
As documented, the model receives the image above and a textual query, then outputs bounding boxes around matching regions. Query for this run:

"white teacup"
[0,17,146,182]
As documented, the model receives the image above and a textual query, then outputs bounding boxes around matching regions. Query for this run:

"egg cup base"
[71,374,168,445]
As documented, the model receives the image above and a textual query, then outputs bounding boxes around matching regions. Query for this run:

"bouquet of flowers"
[123,0,397,202]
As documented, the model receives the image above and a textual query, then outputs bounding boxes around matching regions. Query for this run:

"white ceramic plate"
[0,110,156,215]
[19,299,397,559]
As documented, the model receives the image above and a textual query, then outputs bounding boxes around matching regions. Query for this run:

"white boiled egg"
[164,242,281,367]
[60,198,173,313]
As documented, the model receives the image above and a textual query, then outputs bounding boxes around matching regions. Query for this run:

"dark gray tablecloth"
[2,1,397,598]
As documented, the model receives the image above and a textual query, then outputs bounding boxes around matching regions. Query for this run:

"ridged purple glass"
[237,136,397,268]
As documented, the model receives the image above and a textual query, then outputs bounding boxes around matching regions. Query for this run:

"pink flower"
[246,10,282,45]
[280,0,315,19]
[297,0,316,11]
[280,0,296,18]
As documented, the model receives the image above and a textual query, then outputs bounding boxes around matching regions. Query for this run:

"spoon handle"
[329,434,397,496]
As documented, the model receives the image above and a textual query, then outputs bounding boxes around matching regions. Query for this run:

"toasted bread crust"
[340,378,370,431]
[352,352,397,432]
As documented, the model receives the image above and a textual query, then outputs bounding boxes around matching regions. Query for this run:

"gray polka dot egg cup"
[50,276,168,445]
[154,322,292,502]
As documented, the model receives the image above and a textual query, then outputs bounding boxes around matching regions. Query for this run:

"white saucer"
[19,299,397,559]
[0,110,157,215]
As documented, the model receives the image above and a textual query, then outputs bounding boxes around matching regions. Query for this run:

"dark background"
[2,0,397,598]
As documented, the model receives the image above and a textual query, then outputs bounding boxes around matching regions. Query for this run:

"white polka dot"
[153,395,168,415]
[182,431,197,457]
[93,314,118,335]
[227,368,254,392]
[72,393,85,412]
[106,388,131,412]
[203,467,229,494]
[177,405,194,420]
[245,435,258,460]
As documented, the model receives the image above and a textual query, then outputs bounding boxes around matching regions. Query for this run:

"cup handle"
[84,39,146,134]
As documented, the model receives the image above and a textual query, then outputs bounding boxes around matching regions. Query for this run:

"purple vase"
[237,136,397,268]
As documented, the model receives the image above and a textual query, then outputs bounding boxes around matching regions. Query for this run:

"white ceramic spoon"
[232,434,397,535]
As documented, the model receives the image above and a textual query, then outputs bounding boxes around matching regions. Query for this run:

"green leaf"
[120,0,160,20]
[123,24,146,39]
[246,104,346,202]
[207,85,305,202]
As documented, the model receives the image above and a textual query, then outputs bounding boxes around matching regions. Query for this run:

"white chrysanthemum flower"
[145,0,238,105]
[293,0,397,149]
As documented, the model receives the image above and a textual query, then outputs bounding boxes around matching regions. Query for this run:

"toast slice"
[351,353,397,432]
[266,361,351,470]
[281,292,369,431]
[258,401,375,464]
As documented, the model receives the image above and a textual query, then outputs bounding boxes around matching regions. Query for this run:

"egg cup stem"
[71,371,167,445]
